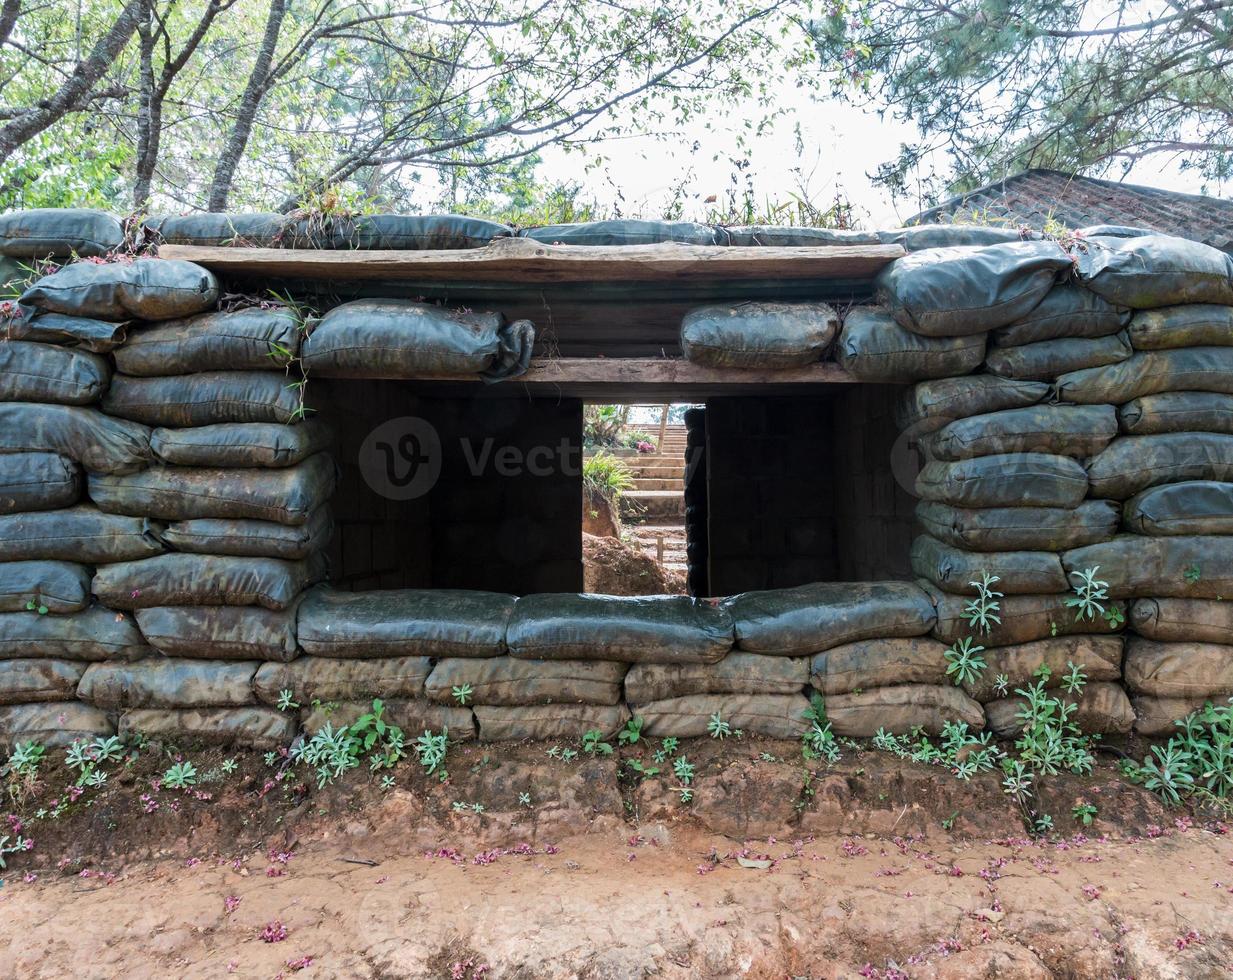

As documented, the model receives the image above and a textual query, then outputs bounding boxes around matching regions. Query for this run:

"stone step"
[620,490,685,522]
[631,477,683,491]
[628,464,685,478]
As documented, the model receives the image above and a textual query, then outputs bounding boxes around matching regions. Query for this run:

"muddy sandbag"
[298,588,514,658]
[255,656,432,706]
[1132,695,1225,736]
[159,506,332,560]
[0,560,90,613]
[0,505,164,563]
[0,606,149,661]
[144,212,288,247]
[874,241,1070,337]
[1128,304,1233,350]
[521,220,719,246]
[92,553,325,610]
[1077,234,1233,308]
[877,225,1025,251]
[926,584,1125,648]
[1124,481,1233,536]
[88,452,335,524]
[302,699,474,740]
[1063,535,1233,599]
[985,332,1132,381]
[825,684,984,737]
[115,308,301,376]
[0,209,124,258]
[836,306,985,382]
[427,657,626,706]
[296,213,512,250]
[990,285,1129,347]
[0,340,110,404]
[0,658,85,704]
[916,453,1088,509]
[634,694,810,740]
[150,418,333,468]
[20,258,218,321]
[0,702,112,748]
[1129,598,1233,645]
[0,452,80,513]
[984,682,1133,737]
[811,636,949,696]
[471,702,623,742]
[911,535,1068,596]
[916,499,1119,553]
[1123,637,1233,698]
[1055,347,1233,404]
[0,402,151,474]
[725,581,935,656]
[135,604,299,661]
[895,376,1049,435]
[680,301,838,369]
[724,226,880,246]
[3,312,127,352]
[120,706,294,748]
[1119,391,1233,436]
[508,594,733,664]
[1087,433,1233,499]
[961,636,1124,701]
[102,371,303,426]
[625,654,805,702]
[927,404,1116,460]
[78,658,258,708]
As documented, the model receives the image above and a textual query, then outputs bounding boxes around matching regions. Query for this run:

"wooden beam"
[160,238,904,284]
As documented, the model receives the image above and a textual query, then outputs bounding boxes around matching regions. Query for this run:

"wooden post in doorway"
[657,403,669,450]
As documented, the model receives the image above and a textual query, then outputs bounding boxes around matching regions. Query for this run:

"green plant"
[1071,802,1098,826]
[0,833,32,870]
[6,741,44,779]
[381,775,396,791]
[276,689,299,712]
[581,729,613,757]
[625,760,660,779]
[672,756,696,785]
[163,761,198,790]
[23,599,48,615]
[963,573,1003,634]
[451,684,474,706]
[618,716,645,746]
[1061,661,1087,695]
[414,729,450,780]
[582,451,635,504]
[993,674,1010,697]
[944,637,987,687]
[519,792,532,807]
[1066,567,1110,622]
[678,787,693,804]
[661,737,679,754]
[707,713,732,739]
[221,757,238,776]
[801,696,840,763]
[941,812,957,830]
[1033,813,1054,834]
[1184,563,1203,584]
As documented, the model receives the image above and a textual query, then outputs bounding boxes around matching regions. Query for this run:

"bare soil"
[582,532,686,595]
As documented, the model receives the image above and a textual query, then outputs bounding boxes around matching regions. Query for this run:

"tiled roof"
[909,169,1233,252]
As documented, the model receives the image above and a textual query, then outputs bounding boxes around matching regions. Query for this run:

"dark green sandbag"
[1130,598,1233,644]
[0,402,151,474]
[926,404,1117,460]
[150,418,334,468]
[925,583,1125,648]
[1087,433,1233,499]
[723,226,879,246]
[20,258,219,321]
[633,694,810,739]
[1063,534,1233,598]
[120,707,294,748]
[877,225,1025,250]
[474,702,625,741]
[0,340,111,404]
[114,308,301,376]
[1119,392,1233,436]
[159,506,332,560]
[810,636,950,696]
[624,653,804,702]
[144,212,288,247]
[0,452,80,513]
[0,560,91,612]
[824,684,984,736]
[873,241,1071,337]
[1074,224,1154,239]
[1077,234,1233,308]
[895,376,1048,434]
[520,220,719,246]
[990,284,1129,347]
[287,213,513,249]
[78,658,258,708]
[680,301,838,368]
[0,505,164,562]
[102,371,303,426]
[910,534,1068,596]
[1124,482,1233,536]
[3,312,127,352]
[1056,348,1233,404]
[1128,304,1233,350]
[255,656,432,705]
[0,209,124,257]
[984,332,1132,381]
[961,636,1124,701]
[135,604,299,661]
[1124,637,1233,698]
[1132,694,1225,736]
[0,606,150,661]
[916,499,1119,552]
[297,587,514,658]
[0,702,112,748]
[985,682,1133,736]
[916,453,1088,509]
[88,452,335,524]
[507,594,734,664]
[92,552,326,610]
[0,659,86,704]
[724,580,935,656]
[302,699,474,740]
[427,657,626,706]
[836,306,985,382]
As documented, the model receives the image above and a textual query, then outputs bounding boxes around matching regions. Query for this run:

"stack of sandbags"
[679,301,839,369]
[145,212,513,250]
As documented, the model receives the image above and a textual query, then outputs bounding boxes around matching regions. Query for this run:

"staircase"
[619,425,688,572]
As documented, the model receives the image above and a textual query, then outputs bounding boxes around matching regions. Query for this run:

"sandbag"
[102,371,303,426]
[1077,234,1233,308]
[895,376,1049,435]
[926,584,1125,648]
[811,636,949,696]
[88,452,335,524]
[0,505,164,562]
[135,604,299,661]
[724,581,935,656]
[507,594,734,664]
[159,506,332,560]
[0,702,112,748]
[836,306,985,382]
[1130,598,1233,645]
[1124,481,1233,536]
[301,299,533,381]
[21,258,218,321]
[824,684,984,736]
[144,212,288,247]
[916,499,1119,553]
[0,561,90,613]
[2,312,127,352]
[990,285,1129,347]
[961,636,1124,701]
[78,658,258,708]
[634,694,810,740]
[625,654,805,702]
[877,225,1025,250]
[984,682,1133,737]
[916,453,1088,509]
[0,402,150,474]
[0,606,149,660]
[910,535,1068,596]
[120,707,294,748]
[302,699,474,740]
[1128,304,1233,350]
[1087,433,1233,499]
[427,657,626,706]
[291,213,512,250]
[1075,225,1154,240]
[927,404,1117,460]
[521,220,719,246]
[724,226,879,246]
[1119,391,1233,436]
[1124,637,1233,698]
[473,702,626,741]
[0,340,110,404]
[680,301,838,368]
[92,553,326,610]
[0,452,80,513]
[1063,535,1233,599]
[255,656,432,705]
[984,332,1132,381]
[115,308,301,376]
[0,208,124,258]
[1056,347,1233,404]
[150,418,334,468]
[1132,695,1224,736]
[873,241,1070,337]
[297,587,514,658]
[0,659,85,704]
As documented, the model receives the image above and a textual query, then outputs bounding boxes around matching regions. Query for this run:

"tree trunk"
[0,0,22,50]
[133,0,156,209]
